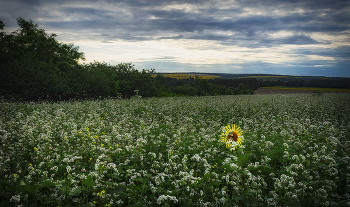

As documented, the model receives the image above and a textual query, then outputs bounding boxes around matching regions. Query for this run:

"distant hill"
[152,72,350,89]
[153,72,348,81]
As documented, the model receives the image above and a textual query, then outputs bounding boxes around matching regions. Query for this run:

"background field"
[1,94,349,206]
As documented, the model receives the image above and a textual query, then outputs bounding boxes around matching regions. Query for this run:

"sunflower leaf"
[236,151,251,166]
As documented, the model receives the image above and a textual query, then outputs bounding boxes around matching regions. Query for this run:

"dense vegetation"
[153,75,256,97]
[0,18,256,102]
[260,78,350,88]
[0,18,156,101]
[0,93,349,206]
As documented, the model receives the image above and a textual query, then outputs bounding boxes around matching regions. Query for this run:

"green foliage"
[0,20,4,30]
[153,74,254,97]
[260,77,350,88]
[0,18,86,101]
[113,63,157,98]
[72,61,120,99]
[209,78,260,90]
[194,76,210,95]
[0,18,85,66]
[0,18,158,102]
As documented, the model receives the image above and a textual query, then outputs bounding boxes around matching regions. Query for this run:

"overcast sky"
[1,0,349,77]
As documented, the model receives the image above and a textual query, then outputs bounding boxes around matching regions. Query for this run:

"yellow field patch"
[151,73,221,80]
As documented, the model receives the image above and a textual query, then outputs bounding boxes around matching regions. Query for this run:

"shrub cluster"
[154,75,255,97]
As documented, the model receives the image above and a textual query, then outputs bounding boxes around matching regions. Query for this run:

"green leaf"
[16,180,39,194]
[16,184,34,194]
[20,180,26,186]
[233,193,245,202]
[111,173,119,179]
[39,180,55,188]
[45,162,54,168]
[135,177,145,183]
[82,175,95,187]
[236,151,251,165]
[69,186,82,196]
[113,186,123,194]
[60,185,70,195]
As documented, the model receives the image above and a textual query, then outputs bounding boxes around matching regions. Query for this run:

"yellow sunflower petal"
[221,124,244,150]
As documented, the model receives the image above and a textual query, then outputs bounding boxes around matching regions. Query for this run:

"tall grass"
[0,93,349,206]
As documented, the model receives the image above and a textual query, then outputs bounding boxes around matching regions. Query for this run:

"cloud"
[263,34,321,45]
[157,34,184,40]
[0,0,349,76]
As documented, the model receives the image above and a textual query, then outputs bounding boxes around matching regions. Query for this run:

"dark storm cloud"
[121,0,211,7]
[148,16,275,34]
[3,0,348,41]
[146,9,348,36]
[235,0,349,10]
[278,13,350,33]
[262,35,322,45]
[156,33,321,49]
[61,7,105,16]
[299,46,350,60]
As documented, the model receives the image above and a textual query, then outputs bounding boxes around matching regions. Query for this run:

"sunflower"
[220,124,244,151]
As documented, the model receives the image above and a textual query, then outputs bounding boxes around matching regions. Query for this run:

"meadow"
[0,93,349,207]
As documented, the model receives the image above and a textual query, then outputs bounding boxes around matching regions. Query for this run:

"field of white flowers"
[0,93,349,207]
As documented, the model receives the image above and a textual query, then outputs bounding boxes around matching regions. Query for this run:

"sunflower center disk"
[227,131,238,142]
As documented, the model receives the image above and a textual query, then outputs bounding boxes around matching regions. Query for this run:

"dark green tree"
[113,63,156,98]
[153,74,167,96]
[194,76,209,96]
[0,18,86,101]
[75,61,119,99]
[0,18,85,66]
[237,83,246,95]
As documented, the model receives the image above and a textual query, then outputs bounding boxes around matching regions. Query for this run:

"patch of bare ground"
[254,88,313,95]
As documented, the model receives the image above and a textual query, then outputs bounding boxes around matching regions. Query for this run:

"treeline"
[260,79,350,88]
[154,76,256,97]
[0,18,254,102]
